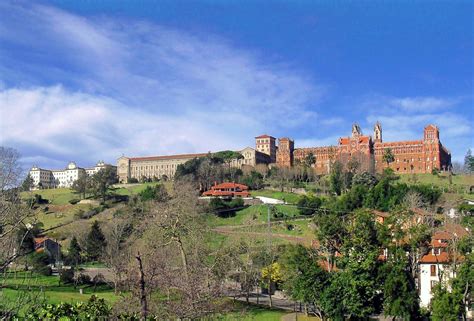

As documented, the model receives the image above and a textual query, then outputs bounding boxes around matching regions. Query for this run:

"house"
[418,224,470,308]
[34,237,61,262]
[202,182,250,197]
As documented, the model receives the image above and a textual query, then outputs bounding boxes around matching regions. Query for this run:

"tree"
[241,171,264,190]
[91,166,117,202]
[329,161,343,195]
[297,194,322,216]
[261,262,283,308]
[431,283,463,321]
[281,245,329,318]
[72,172,90,199]
[336,210,383,318]
[21,174,34,191]
[66,236,82,267]
[304,152,316,168]
[382,249,420,320]
[464,149,474,174]
[85,221,107,261]
[383,148,395,168]
[352,171,378,188]
[314,211,346,272]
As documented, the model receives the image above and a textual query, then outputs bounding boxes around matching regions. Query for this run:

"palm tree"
[383,148,395,168]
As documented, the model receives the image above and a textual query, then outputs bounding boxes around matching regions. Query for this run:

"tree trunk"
[135,252,148,320]
[268,280,272,308]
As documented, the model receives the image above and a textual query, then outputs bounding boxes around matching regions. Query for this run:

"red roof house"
[202,182,250,197]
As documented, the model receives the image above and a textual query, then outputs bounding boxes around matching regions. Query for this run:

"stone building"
[117,153,209,183]
[274,123,451,174]
[230,147,272,169]
[118,148,272,183]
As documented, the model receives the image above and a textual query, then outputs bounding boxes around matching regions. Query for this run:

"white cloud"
[390,96,459,112]
[0,2,327,167]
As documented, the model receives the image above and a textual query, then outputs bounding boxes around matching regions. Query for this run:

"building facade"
[30,161,116,189]
[117,153,209,183]
[230,147,272,169]
[274,123,451,174]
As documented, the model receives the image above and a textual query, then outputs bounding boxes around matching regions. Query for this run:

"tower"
[255,134,277,163]
[276,137,294,167]
[423,124,439,142]
[374,121,382,143]
[352,123,362,137]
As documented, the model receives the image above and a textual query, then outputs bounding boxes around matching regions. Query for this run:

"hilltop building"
[117,123,451,183]
[117,148,271,183]
[29,161,116,189]
[275,123,451,174]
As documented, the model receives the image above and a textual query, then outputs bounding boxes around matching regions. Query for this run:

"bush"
[77,273,92,285]
[297,194,322,216]
[128,178,139,183]
[69,199,80,205]
[60,268,75,284]
[209,197,245,218]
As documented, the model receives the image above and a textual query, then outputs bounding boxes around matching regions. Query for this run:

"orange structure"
[202,182,250,197]
[273,123,451,174]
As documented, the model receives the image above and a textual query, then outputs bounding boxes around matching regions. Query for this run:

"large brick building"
[118,123,451,182]
[273,123,451,174]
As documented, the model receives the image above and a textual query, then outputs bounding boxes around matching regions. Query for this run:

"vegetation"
[4,144,474,319]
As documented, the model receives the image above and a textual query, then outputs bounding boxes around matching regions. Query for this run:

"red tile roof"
[130,153,209,162]
[255,134,275,139]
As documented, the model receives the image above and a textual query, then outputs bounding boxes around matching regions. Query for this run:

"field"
[398,173,474,195]
[0,272,118,311]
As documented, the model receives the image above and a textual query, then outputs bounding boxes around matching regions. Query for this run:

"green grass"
[398,173,474,195]
[22,188,80,205]
[207,204,300,228]
[112,181,173,196]
[36,204,93,230]
[0,272,119,307]
[217,302,287,320]
[234,219,314,238]
[250,190,301,204]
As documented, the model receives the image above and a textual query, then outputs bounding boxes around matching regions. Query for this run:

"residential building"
[202,182,250,197]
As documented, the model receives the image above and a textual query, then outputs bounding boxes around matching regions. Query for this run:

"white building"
[30,161,116,189]
[418,225,470,308]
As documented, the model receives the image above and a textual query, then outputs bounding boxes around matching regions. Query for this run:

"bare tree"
[0,147,40,317]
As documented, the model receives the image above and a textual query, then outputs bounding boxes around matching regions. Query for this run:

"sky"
[0,0,472,170]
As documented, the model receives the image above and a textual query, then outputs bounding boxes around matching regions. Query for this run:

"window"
[433,248,440,255]
[430,265,436,276]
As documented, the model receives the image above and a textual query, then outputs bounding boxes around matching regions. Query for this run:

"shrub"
[297,194,322,216]
[69,199,80,205]
[77,273,92,285]
[209,197,245,218]
[128,178,139,183]
[60,268,75,284]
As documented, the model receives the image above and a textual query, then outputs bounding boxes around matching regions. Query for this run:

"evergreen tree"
[72,172,90,199]
[464,149,474,173]
[382,250,420,320]
[85,221,107,261]
[329,161,343,195]
[67,236,82,267]
[21,174,34,191]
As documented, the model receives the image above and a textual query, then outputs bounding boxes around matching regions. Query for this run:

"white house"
[418,224,469,308]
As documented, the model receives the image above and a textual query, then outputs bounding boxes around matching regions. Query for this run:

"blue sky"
[0,0,472,170]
